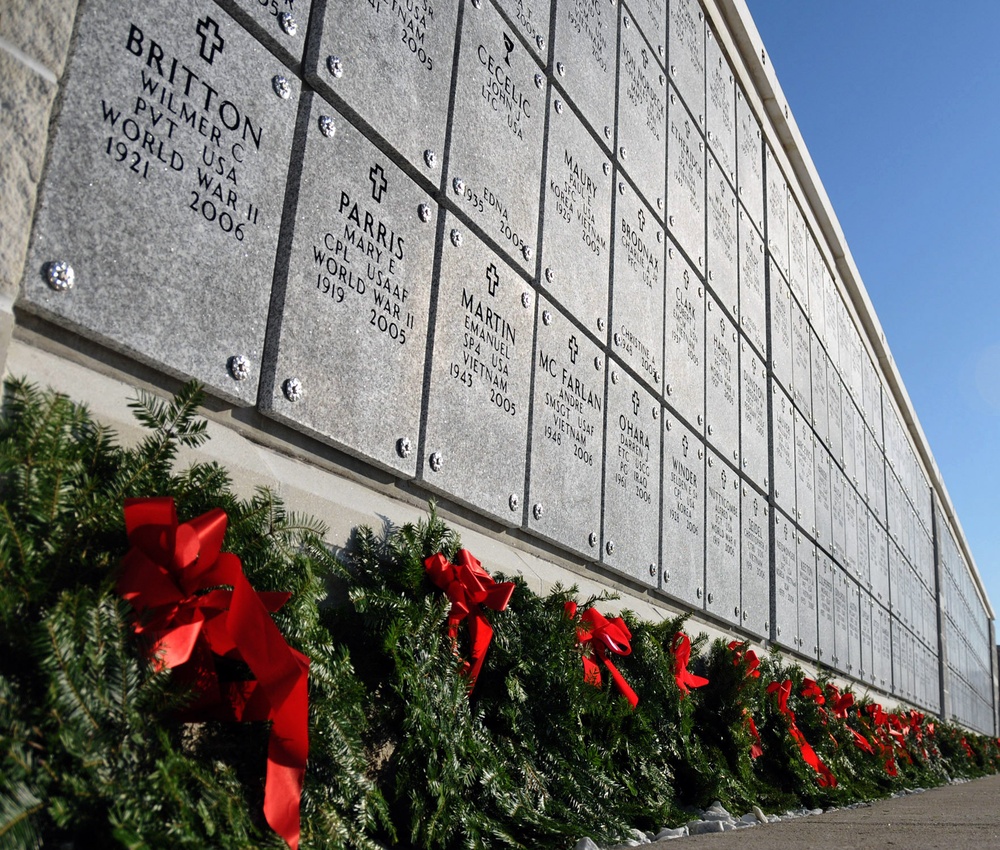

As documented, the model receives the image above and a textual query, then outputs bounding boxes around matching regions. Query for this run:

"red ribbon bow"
[727,640,761,678]
[671,632,709,698]
[801,678,826,705]
[117,498,309,850]
[825,685,855,719]
[767,680,837,787]
[424,549,515,691]
[565,602,639,708]
[865,703,898,776]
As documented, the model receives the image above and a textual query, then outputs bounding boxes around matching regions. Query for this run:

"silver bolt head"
[542,309,552,325]
[557,61,566,76]
[318,115,336,137]
[424,149,437,168]
[283,377,303,402]
[521,292,531,308]
[534,72,544,89]
[279,12,297,35]
[603,162,611,175]
[272,75,292,99]
[536,34,546,50]
[227,354,250,381]
[619,146,627,160]
[613,332,621,346]
[611,370,619,384]
[509,494,519,511]
[450,229,463,247]
[597,317,606,331]
[397,437,412,458]
[418,203,432,222]
[452,177,465,195]
[545,267,555,283]
[648,563,656,577]
[45,261,74,292]
[327,55,344,78]
[708,592,714,604]
[554,99,564,114]
[606,540,615,555]
[429,452,443,472]
[594,356,603,370]
[532,502,544,519]
[589,532,598,547]
[522,244,533,262]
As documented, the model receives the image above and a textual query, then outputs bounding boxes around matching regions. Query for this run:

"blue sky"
[743,0,1000,618]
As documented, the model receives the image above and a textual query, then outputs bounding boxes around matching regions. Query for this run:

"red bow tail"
[672,632,709,698]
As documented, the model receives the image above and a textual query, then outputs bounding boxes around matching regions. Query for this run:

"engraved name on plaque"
[664,241,705,430]
[611,180,663,392]
[262,96,435,474]
[541,94,612,335]
[603,368,661,584]
[706,448,741,626]
[771,380,795,518]
[421,218,535,522]
[736,88,763,234]
[495,0,551,61]
[553,0,617,140]
[817,553,835,665]
[667,87,706,273]
[706,294,739,465]
[706,28,736,186]
[769,264,793,389]
[662,411,704,607]
[667,0,705,123]
[791,299,812,418]
[798,534,818,659]
[774,509,798,650]
[527,297,605,556]
[449,0,545,272]
[794,407,816,539]
[24,0,299,404]
[765,145,788,279]
[217,0,313,66]
[740,344,767,489]
[741,484,769,638]
[707,153,738,318]
[738,209,766,357]
[617,16,666,215]
[307,0,458,179]
[788,197,808,313]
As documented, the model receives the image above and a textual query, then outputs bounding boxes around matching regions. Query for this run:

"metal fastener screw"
[521,292,531,308]
[618,182,625,195]
[397,437,412,458]
[666,383,673,395]
[424,149,437,168]
[418,203,432,222]
[318,115,336,137]
[327,56,344,78]
[603,162,611,175]
[594,356,603,370]
[657,196,664,210]
[734,606,740,617]
[534,72,544,89]
[522,245,533,261]
[227,355,250,381]
[606,540,615,555]
[429,452,443,472]
[283,377,303,402]
[589,532,598,547]
[611,370,618,384]
[652,407,659,419]
[542,310,552,325]
[554,99,564,114]
[708,592,714,604]
[557,62,566,76]
[545,267,555,283]
[532,503,544,520]
[649,563,656,577]
[536,34,546,50]
[279,12,297,35]
[697,587,703,599]
[604,125,612,140]
[272,75,292,99]
[453,177,465,194]
[613,332,621,346]
[619,146,627,160]
[623,15,630,27]
[597,317,606,331]
[472,0,481,6]
[44,261,74,292]
[509,494,519,511]
[450,229,463,247]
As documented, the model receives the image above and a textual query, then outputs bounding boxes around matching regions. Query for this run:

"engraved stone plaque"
[823,272,841,371]
[706,153,738,317]
[798,536,818,659]
[662,411,705,607]
[862,354,882,438]
[705,447,741,627]
[736,88,763,234]
[774,508,798,650]
[307,0,458,179]
[553,0,616,141]
[886,467,902,545]
[857,591,875,685]
[769,263,793,389]
[791,299,812,418]
[23,0,299,404]
[813,446,831,550]
[706,28,736,186]
[846,574,861,676]
[668,0,705,123]
[741,483,769,638]
[602,367,661,585]
[870,517,889,606]
[830,464,846,565]
[807,237,826,343]
[771,380,795,517]
[844,488,859,582]
[262,95,435,472]
[856,503,871,591]
[867,428,886,526]
[629,0,667,50]
[706,293,739,465]
[740,344,768,489]
[664,242,705,430]
[421,217,534,522]
[811,333,829,449]
[794,408,815,539]
[612,179,664,392]
[841,393,857,487]
[788,196,808,313]
[448,0,545,272]
[827,372,843,466]
[495,0,551,62]
[832,565,848,672]
[817,553,835,665]
[617,17,666,214]
[765,144,788,279]
[875,603,891,690]
[541,93,612,335]
[667,88,706,273]
[217,0,312,66]
[527,297,605,556]
[738,208,766,357]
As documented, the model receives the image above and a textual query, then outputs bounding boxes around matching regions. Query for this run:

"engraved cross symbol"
[637,207,646,231]
[641,48,649,69]
[682,435,689,457]
[503,32,515,66]
[369,164,388,204]
[486,263,500,296]
[721,469,727,489]
[568,334,579,364]
[632,390,640,416]
[196,17,225,65]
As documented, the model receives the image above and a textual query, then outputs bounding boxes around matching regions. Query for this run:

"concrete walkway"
[656,774,1000,849]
